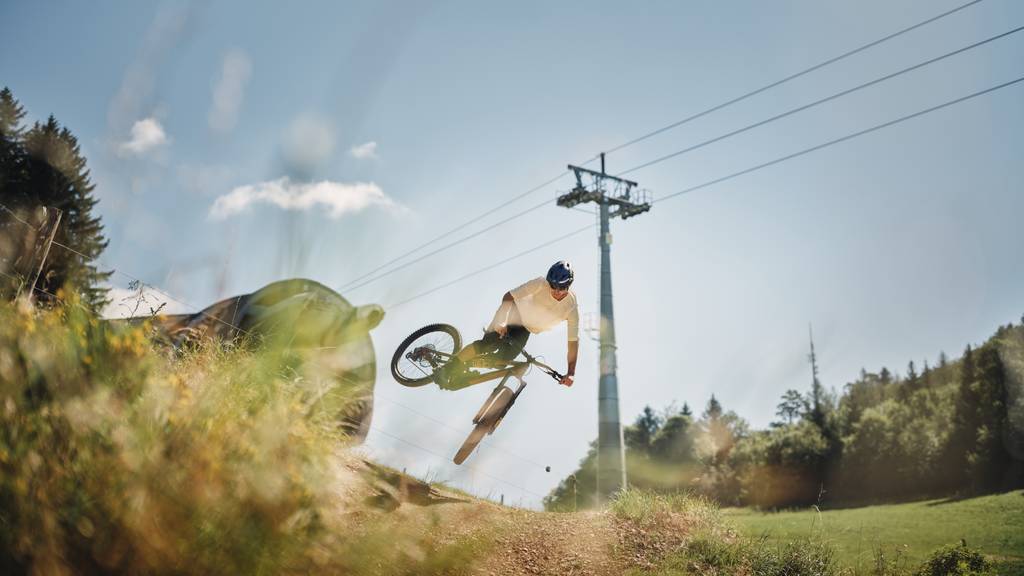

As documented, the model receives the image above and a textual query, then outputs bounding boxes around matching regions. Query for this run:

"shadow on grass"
[923,489,1024,507]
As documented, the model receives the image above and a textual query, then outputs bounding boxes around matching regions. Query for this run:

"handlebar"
[520,350,564,382]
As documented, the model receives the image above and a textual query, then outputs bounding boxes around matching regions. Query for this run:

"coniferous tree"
[623,405,661,455]
[0,88,30,296]
[905,360,920,394]
[19,115,110,309]
[704,395,723,420]
[0,88,26,196]
[879,366,893,387]
[650,409,696,462]
[775,389,807,425]
[967,345,1010,491]
[947,345,978,489]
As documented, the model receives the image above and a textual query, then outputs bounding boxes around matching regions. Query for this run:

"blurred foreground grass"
[0,296,486,575]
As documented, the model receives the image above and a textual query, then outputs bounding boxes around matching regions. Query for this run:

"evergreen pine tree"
[650,411,696,462]
[947,345,978,489]
[0,88,26,196]
[879,367,892,385]
[0,88,30,296]
[704,395,723,420]
[902,360,920,398]
[20,116,110,309]
[969,345,1010,491]
[624,405,661,455]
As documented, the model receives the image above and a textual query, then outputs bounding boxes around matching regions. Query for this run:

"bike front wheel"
[391,323,462,386]
[454,421,489,465]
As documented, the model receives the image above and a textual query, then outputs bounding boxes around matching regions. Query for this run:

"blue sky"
[2,0,1023,507]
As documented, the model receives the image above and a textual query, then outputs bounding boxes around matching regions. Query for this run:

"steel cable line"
[344,196,554,293]
[336,2,983,294]
[615,24,1024,177]
[338,167,584,291]
[385,223,595,310]
[652,75,1024,205]
[3,3,986,314]
[387,75,1024,312]
[0,268,93,313]
[602,0,986,157]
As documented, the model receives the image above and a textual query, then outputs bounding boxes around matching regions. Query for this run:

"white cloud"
[209,177,396,220]
[283,114,335,174]
[350,141,378,160]
[208,49,252,134]
[118,117,168,157]
[101,285,191,319]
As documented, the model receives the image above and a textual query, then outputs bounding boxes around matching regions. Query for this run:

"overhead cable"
[602,0,985,157]
[616,24,1024,177]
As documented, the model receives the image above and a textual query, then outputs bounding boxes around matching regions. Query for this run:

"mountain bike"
[391,323,564,464]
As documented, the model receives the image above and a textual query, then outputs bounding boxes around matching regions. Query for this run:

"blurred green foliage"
[549,320,1024,511]
[0,298,483,575]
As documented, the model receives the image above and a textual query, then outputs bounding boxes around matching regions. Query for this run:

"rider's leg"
[436,332,497,389]
[435,328,529,390]
[456,330,504,362]
[494,326,530,361]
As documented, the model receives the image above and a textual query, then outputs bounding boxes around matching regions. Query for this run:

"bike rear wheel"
[391,323,462,386]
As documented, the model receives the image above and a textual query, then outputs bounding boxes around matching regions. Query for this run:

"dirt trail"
[330,454,661,575]
[476,509,624,575]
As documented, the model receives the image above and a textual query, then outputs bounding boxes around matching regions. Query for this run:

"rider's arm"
[566,340,578,377]
[488,292,517,335]
[563,303,580,385]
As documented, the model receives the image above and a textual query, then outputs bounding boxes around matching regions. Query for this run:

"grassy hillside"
[2,298,1019,575]
[726,491,1024,573]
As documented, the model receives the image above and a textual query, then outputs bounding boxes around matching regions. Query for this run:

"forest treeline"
[546,320,1024,510]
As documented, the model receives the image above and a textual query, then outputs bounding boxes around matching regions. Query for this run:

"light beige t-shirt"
[505,277,579,342]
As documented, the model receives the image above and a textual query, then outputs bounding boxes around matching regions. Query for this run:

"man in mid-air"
[435,260,579,389]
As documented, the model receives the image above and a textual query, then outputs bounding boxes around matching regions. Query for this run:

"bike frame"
[471,350,562,428]
[423,348,562,389]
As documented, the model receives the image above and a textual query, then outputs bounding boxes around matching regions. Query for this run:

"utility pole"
[557,153,651,502]
[13,207,61,302]
[808,324,820,392]
[807,323,824,428]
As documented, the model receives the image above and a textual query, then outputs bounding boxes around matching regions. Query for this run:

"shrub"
[746,538,839,576]
[915,543,990,576]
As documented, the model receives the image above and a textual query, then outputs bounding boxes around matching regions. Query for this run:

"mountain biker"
[435,261,579,389]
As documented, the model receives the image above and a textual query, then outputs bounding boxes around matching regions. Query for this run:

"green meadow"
[725,491,1024,573]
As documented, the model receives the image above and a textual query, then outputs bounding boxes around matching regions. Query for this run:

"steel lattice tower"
[557,153,651,502]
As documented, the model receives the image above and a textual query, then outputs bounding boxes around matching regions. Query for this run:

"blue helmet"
[546,261,574,289]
